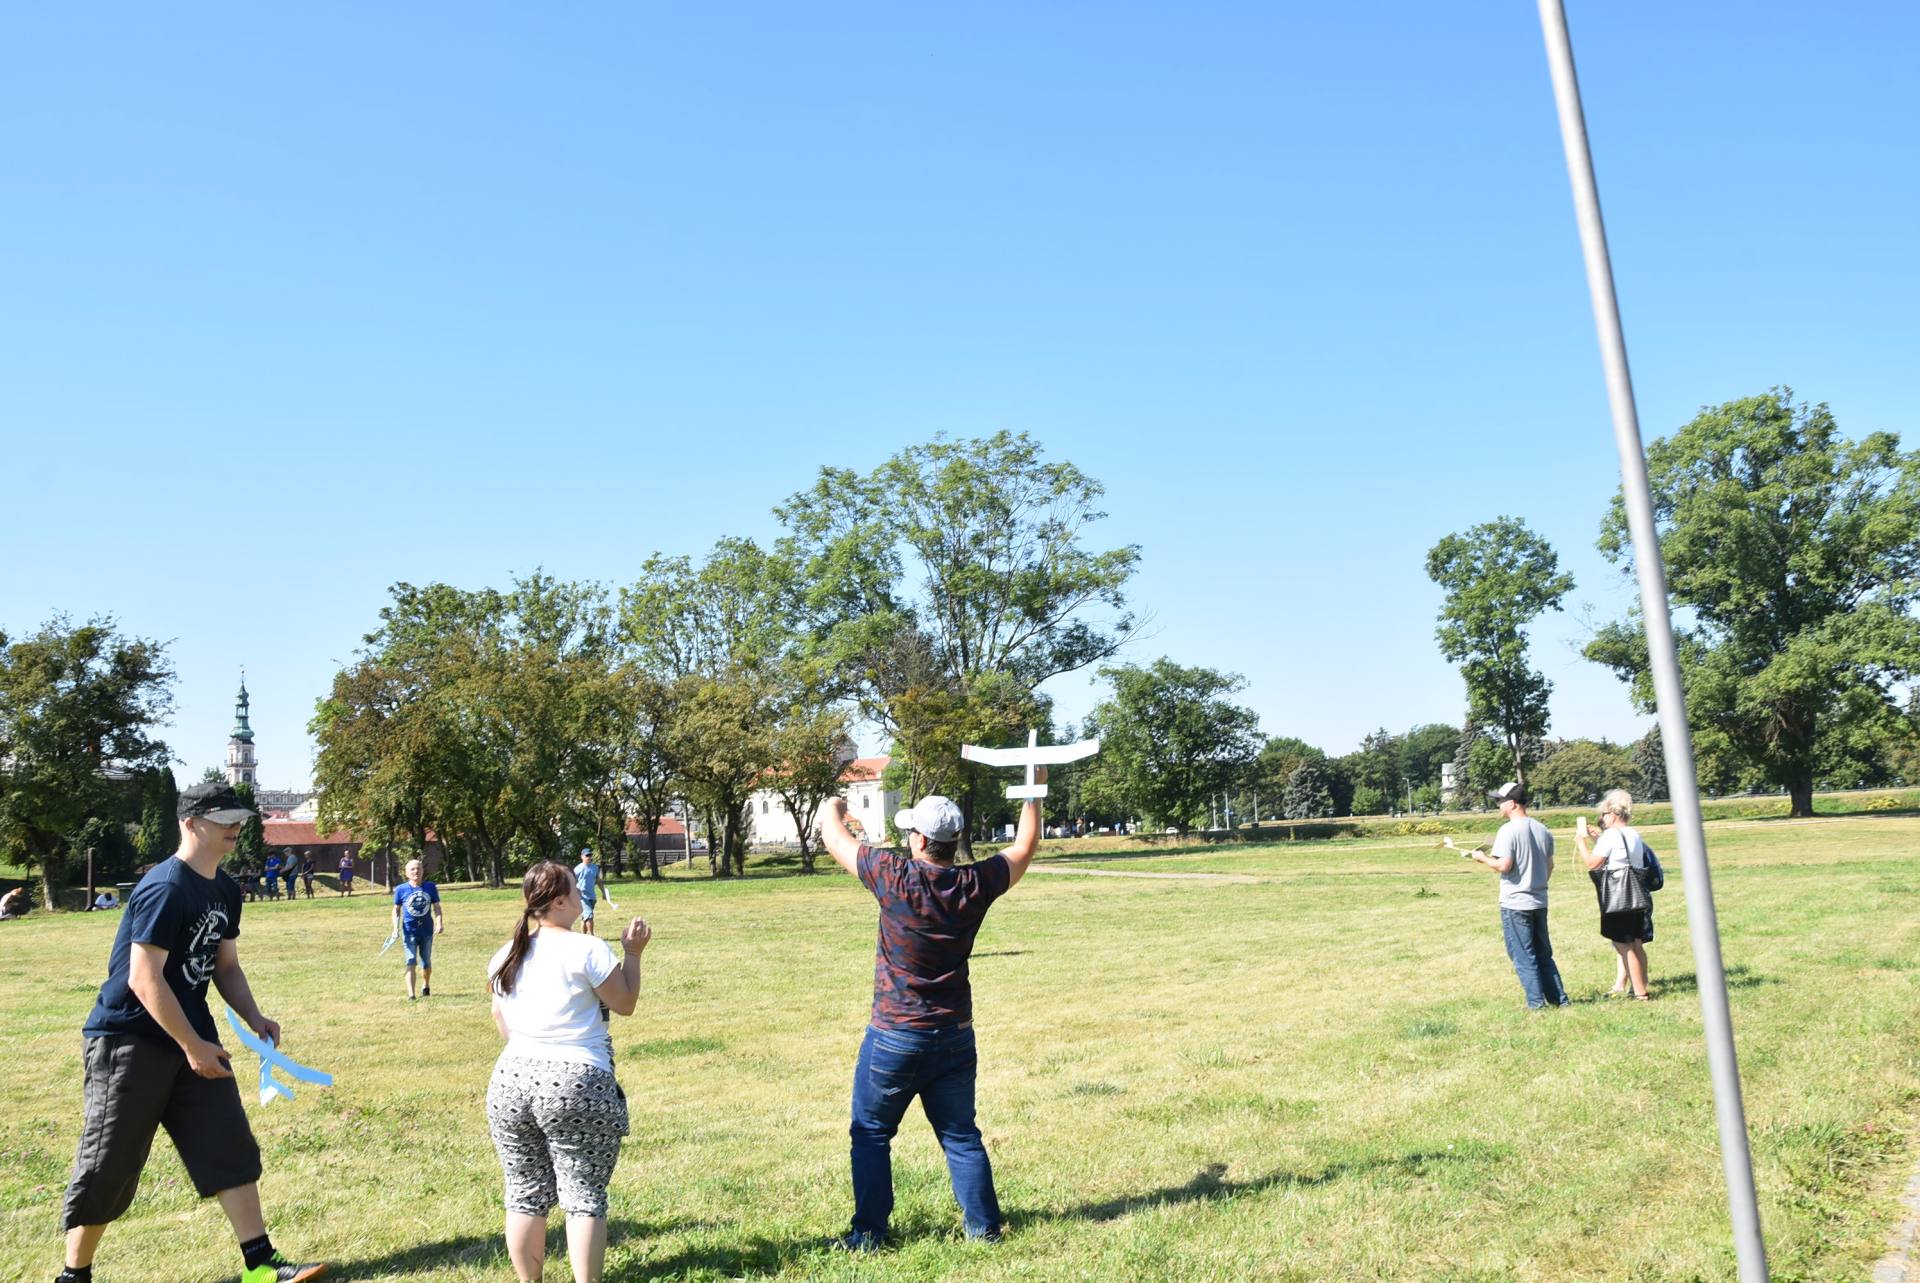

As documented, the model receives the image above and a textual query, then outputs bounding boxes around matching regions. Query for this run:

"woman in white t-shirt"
[1575,788,1653,1000]
[487,860,650,1283]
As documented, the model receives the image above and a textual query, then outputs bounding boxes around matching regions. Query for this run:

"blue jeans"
[1501,907,1569,1008]
[850,1023,1001,1241]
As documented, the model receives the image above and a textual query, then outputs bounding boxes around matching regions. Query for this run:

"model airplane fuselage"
[961,729,1101,800]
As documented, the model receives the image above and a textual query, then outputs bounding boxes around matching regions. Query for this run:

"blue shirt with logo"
[393,881,440,939]
[85,859,243,1043]
[575,861,600,902]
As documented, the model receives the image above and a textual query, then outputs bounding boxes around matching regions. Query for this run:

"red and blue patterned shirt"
[857,844,1011,1030]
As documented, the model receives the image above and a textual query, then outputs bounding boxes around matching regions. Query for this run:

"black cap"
[177,782,256,825]
[1488,781,1527,806]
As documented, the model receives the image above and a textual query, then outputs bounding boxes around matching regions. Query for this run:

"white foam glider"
[961,729,1101,800]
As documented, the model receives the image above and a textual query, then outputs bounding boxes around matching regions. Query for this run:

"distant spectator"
[300,853,316,900]
[1576,789,1654,1000]
[92,890,120,911]
[281,856,298,902]
[573,848,600,937]
[338,854,355,897]
[1,887,29,919]
[263,852,283,900]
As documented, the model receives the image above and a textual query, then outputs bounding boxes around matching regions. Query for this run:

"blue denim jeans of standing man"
[849,1023,1001,1242]
[1500,907,1570,1008]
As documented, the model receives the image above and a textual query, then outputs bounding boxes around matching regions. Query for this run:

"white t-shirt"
[488,930,620,1073]
[1591,823,1648,870]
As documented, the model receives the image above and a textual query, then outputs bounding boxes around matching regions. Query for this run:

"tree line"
[7,393,1919,902]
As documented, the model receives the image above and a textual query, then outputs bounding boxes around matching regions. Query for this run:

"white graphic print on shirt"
[181,906,230,986]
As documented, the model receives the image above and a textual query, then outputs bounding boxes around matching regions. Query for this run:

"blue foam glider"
[224,1007,334,1106]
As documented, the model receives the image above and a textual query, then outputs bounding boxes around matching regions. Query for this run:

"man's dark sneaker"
[242,1253,329,1282]
[421,987,430,997]
[827,1231,884,1253]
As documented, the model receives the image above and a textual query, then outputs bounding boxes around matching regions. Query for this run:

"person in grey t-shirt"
[1462,782,1569,1009]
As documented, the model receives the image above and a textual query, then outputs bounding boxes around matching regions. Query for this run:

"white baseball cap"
[894,795,965,842]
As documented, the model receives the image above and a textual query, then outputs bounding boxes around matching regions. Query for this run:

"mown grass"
[1,816,1917,1281]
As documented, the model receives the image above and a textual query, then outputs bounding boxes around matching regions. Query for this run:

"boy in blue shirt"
[390,859,444,1000]
[573,848,601,936]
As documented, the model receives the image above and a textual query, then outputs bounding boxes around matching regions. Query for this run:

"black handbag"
[1601,862,1652,915]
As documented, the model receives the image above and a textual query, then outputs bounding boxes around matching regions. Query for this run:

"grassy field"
[2,814,1917,1282]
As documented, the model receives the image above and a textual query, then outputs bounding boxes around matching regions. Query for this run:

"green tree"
[776,431,1140,838]
[230,781,267,870]
[1400,723,1459,795]
[1426,519,1573,792]
[1350,728,1404,809]
[604,665,682,879]
[762,667,856,875]
[134,766,180,861]
[1282,765,1334,819]
[1082,659,1261,835]
[0,617,174,908]
[1585,391,1920,816]
[623,541,790,876]
[1631,726,1668,802]
[1527,739,1635,808]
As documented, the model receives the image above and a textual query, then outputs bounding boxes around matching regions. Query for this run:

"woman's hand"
[622,916,651,956]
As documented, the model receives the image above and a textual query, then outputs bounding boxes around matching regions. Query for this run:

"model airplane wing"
[961,744,1030,767]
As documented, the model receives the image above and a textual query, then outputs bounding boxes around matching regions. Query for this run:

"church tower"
[226,674,257,787]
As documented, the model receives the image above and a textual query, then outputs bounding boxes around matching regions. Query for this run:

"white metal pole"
[1534,4,1768,1279]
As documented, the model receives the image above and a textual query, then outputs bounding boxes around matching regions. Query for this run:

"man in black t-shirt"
[818,774,1046,1250]
[57,783,327,1283]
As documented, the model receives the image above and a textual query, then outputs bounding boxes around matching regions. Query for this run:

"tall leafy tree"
[1585,392,1920,816]
[762,673,856,875]
[1082,659,1261,835]
[1400,723,1460,795]
[776,431,1140,833]
[0,617,174,908]
[622,540,788,876]
[1426,518,1573,791]
[1528,739,1635,807]
[230,781,268,870]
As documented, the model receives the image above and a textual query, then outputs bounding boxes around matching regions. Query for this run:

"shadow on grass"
[331,1232,501,1280]
[1033,1150,1493,1226]
[1655,964,1777,997]
[605,1224,810,1281]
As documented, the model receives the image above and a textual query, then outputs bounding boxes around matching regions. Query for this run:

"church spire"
[231,671,255,744]
[226,670,257,786]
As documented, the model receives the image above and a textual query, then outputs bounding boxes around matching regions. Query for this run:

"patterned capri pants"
[486,1055,630,1218]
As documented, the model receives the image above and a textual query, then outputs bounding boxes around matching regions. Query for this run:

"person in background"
[261,852,282,901]
[336,853,354,897]
[92,890,120,912]
[572,849,601,937]
[487,861,649,1283]
[815,772,1048,1250]
[2,886,31,918]
[1462,782,1569,1010]
[281,857,298,903]
[391,859,444,1000]
[299,853,316,900]
[1576,789,1654,1000]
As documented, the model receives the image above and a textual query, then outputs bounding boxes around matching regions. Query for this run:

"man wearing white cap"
[817,773,1046,1250]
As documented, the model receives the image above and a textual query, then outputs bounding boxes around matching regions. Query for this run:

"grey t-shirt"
[1492,815,1554,909]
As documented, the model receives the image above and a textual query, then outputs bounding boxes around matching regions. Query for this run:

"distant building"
[748,755,898,844]
[225,678,257,788]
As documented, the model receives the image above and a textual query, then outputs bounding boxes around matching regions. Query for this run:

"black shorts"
[62,1033,262,1229]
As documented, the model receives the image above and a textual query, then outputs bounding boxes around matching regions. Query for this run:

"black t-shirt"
[83,858,243,1043]
[856,845,1011,1030]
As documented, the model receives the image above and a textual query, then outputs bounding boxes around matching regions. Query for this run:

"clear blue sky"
[3,3,1915,789]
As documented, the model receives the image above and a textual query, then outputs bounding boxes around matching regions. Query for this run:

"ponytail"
[491,860,575,997]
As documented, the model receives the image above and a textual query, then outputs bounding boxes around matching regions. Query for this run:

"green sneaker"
[241,1254,328,1282]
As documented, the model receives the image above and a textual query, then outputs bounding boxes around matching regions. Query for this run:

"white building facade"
[748,756,899,844]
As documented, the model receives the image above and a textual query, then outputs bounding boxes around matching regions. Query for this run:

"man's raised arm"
[999,767,1046,888]
[819,797,863,876]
